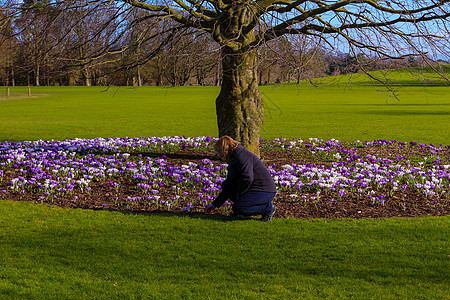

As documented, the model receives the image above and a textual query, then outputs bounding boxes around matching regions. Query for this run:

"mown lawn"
[0,200,449,299]
[1,79,449,144]
[1,71,449,299]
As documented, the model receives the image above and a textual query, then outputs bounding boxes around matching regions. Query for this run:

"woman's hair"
[214,136,239,161]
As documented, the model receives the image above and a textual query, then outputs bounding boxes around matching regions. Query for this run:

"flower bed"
[0,136,449,219]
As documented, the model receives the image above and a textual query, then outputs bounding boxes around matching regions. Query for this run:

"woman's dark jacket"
[212,144,277,208]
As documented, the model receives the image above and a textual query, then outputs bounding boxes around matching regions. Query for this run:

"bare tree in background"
[191,33,220,86]
[0,8,16,86]
[2,0,449,155]
[287,35,326,83]
[13,0,55,86]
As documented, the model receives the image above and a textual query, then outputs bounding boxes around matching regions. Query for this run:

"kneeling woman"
[206,136,277,221]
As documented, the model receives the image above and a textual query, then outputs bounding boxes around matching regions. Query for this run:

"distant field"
[261,84,449,144]
[311,65,450,86]
[0,86,218,142]
[0,71,449,144]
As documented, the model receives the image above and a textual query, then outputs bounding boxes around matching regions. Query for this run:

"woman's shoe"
[260,205,276,222]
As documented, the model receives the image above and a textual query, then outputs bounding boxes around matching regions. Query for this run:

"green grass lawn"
[1,78,449,144]
[1,200,449,299]
[1,72,449,298]
[261,84,449,144]
[0,86,218,142]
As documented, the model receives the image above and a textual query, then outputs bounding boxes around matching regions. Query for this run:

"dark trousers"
[232,192,276,216]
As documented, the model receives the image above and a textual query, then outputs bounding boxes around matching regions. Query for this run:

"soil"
[1,147,449,220]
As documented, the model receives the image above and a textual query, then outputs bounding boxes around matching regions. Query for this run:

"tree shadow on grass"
[362,110,449,116]
[341,103,450,107]
[116,209,258,222]
[359,81,450,87]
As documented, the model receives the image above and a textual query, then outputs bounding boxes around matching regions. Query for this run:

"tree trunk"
[216,46,264,157]
[11,67,15,87]
[83,67,92,87]
[137,65,142,86]
[35,65,40,86]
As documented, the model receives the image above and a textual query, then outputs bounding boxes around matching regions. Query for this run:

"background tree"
[288,36,327,83]
[0,8,16,86]
[160,28,197,86]
[191,33,220,86]
[14,0,52,86]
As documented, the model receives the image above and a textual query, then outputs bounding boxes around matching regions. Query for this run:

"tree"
[3,0,450,155]
[11,0,68,86]
[191,33,220,86]
[14,1,49,86]
[160,28,197,86]
[0,8,16,86]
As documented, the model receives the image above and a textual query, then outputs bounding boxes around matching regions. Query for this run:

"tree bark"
[137,65,142,86]
[35,65,40,86]
[11,67,15,87]
[83,67,92,86]
[216,46,264,157]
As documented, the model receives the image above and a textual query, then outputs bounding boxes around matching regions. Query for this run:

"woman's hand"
[205,204,216,212]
